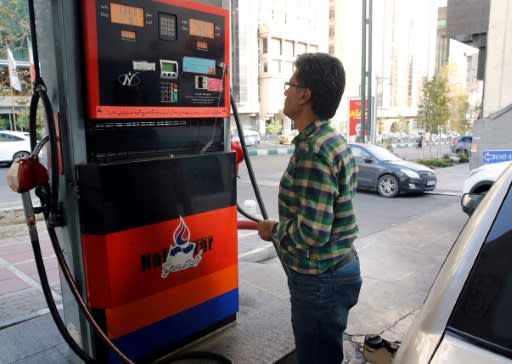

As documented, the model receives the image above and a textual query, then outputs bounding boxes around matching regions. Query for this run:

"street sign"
[482,150,512,165]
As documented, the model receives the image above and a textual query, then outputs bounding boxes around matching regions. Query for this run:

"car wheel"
[13,151,31,161]
[377,174,399,198]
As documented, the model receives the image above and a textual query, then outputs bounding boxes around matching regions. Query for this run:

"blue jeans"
[285,256,362,364]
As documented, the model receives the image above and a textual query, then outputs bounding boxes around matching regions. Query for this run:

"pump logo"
[161,216,202,279]
[118,71,141,86]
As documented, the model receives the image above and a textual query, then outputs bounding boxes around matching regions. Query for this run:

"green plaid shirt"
[274,120,359,274]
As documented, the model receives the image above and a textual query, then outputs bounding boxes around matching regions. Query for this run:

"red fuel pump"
[13,1,252,363]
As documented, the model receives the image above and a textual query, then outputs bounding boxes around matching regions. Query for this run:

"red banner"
[348,99,369,138]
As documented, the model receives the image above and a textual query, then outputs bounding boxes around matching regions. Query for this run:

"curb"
[246,142,450,157]
[247,146,295,157]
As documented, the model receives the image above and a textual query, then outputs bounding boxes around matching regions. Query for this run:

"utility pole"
[360,0,373,143]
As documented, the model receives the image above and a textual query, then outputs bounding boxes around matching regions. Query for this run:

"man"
[257,53,361,364]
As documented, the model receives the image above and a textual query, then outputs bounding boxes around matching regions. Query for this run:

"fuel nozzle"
[231,140,245,174]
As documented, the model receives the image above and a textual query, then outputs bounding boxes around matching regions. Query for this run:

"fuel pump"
[12,0,252,363]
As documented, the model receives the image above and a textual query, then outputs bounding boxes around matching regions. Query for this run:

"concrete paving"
[0,160,470,363]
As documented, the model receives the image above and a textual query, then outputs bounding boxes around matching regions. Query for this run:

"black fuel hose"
[230,93,269,221]
[21,193,96,364]
[27,0,60,228]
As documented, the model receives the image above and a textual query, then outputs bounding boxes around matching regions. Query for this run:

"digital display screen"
[189,18,215,39]
[111,3,144,27]
[162,62,176,72]
[121,30,136,40]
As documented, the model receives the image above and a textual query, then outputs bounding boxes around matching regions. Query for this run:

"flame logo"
[172,217,191,249]
[161,216,202,278]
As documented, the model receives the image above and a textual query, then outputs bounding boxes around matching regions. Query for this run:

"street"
[237,144,460,239]
[0,143,454,211]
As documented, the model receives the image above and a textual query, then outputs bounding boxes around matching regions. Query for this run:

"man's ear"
[299,88,312,105]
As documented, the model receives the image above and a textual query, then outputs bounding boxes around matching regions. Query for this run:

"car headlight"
[400,168,420,179]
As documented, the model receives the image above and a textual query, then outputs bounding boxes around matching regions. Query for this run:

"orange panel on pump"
[81,206,238,309]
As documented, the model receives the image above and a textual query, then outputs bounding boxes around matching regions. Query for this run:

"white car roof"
[0,130,30,137]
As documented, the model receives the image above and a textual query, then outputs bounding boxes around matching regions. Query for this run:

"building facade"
[330,0,439,140]
[231,0,328,136]
[483,0,512,115]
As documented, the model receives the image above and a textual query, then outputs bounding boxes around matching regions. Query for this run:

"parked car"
[231,129,260,146]
[0,130,31,166]
[451,135,472,156]
[394,162,512,364]
[349,143,437,197]
[463,160,512,195]
[278,129,299,145]
[461,161,512,215]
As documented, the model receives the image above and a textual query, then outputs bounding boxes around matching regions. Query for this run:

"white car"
[0,130,32,165]
[231,129,261,146]
[394,162,512,364]
[462,161,512,195]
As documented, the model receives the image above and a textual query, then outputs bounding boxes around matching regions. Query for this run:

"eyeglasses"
[284,82,306,91]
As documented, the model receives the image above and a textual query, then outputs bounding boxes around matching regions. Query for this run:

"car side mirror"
[363,158,374,163]
[461,192,486,216]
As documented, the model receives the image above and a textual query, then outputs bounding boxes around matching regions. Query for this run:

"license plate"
[427,180,436,186]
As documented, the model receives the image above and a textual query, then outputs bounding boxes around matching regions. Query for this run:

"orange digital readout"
[111,3,144,27]
[121,30,136,40]
[189,18,214,39]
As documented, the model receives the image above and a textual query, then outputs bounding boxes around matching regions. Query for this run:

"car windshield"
[366,145,401,162]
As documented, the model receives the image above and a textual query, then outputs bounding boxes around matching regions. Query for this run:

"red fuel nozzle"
[231,140,244,174]
[7,157,49,193]
[237,220,258,230]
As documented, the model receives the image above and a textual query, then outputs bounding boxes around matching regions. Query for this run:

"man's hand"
[257,219,278,241]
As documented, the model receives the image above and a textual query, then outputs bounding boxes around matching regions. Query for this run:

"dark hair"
[294,53,346,119]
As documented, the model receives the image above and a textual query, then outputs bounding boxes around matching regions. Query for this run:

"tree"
[449,90,470,134]
[0,0,31,94]
[0,0,30,57]
[417,73,450,134]
[266,118,282,135]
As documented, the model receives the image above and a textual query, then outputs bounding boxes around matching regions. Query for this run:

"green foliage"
[266,118,282,135]
[417,73,450,134]
[398,115,410,134]
[449,87,470,134]
[385,140,393,152]
[458,153,470,163]
[415,156,454,168]
[415,154,470,168]
[0,0,30,57]
[0,116,10,129]
[0,0,32,94]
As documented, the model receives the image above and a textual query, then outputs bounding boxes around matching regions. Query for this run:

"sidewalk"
[0,163,469,363]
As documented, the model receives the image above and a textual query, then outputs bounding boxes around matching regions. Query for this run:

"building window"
[329,45,334,55]
[283,61,293,75]
[329,7,335,20]
[284,40,294,57]
[271,38,282,55]
[297,42,306,55]
[262,38,268,54]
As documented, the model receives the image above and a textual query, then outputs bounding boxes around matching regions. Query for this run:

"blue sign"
[482,150,512,165]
